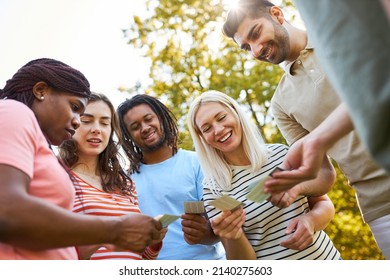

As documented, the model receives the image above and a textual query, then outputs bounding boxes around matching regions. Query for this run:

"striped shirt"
[72,172,161,260]
[203,144,341,260]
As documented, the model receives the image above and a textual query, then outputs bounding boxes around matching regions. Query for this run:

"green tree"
[122,0,384,259]
[124,0,283,146]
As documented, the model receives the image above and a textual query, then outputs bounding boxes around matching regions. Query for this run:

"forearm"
[295,156,336,197]
[0,194,117,250]
[306,197,335,231]
[221,231,256,260]
[307,103,353,151]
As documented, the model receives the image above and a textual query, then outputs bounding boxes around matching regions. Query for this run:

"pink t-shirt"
[0,100,77,259]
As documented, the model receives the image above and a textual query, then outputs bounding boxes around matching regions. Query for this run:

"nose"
[214,123,224,135]
[140,122,151,133]
[72,114,81,130]
[91,122,101,134]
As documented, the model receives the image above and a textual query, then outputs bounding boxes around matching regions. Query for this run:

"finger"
[267,168,316,180]
[268,192,286,207]
[181,218,202,229]
[280,230,302,248]
[285,219,298,235]
[264,178,304,193]
[218,210,243,229]
[216,211,244,234]
[184,235,198,245]
[211,210,231,227]
[182,225,200,237]
[181,213,203,221]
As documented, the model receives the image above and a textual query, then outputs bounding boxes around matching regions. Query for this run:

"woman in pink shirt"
[0,58,163,259]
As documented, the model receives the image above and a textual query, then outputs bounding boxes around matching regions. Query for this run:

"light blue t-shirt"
[132,149,225,260]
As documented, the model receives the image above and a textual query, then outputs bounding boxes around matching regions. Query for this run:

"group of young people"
[1,0,388,260]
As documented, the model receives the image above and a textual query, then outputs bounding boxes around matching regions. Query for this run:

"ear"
[269,6,285,24]
[32,81,49,101]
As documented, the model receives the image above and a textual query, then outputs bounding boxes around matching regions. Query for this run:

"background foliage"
[122,0,384,259]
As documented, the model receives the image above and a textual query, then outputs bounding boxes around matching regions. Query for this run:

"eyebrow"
[81,113,111,120]
[240,24,257,49]
[129,113,153,127]
[198,111,224,130]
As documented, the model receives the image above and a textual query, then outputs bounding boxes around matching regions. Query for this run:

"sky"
[0,0,150,108]
[0,0,297,109]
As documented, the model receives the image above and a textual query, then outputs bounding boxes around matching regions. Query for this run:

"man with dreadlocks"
[117,94,225,260]
[0,58,162,259]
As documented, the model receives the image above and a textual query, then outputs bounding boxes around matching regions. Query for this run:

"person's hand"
[149,227,168,250]
[264,136,327,193]
[155,227,168,243]
[181,214,210,245]
[267,186,301,208]
[279,215,314,250]
[210,208,245,240]
[113,213,162,252]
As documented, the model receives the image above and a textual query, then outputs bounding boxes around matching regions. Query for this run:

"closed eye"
[217,115,226,121]
[129,123,140,131]
[202,126,211,133]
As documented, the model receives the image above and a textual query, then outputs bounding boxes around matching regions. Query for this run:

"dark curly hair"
[116,94,179,174]
[1,58,90,106]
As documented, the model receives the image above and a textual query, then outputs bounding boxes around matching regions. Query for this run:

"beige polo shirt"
[271,47,390,223]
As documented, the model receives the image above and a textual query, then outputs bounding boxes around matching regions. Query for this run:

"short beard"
[271,21,290,64]
[143,134,166,152]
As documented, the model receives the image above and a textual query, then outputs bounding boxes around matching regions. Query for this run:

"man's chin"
[144,141,165,152]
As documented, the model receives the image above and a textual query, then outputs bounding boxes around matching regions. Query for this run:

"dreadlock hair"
[223,0,275,39]
[116,94,179,174]
[59,93,134,196]
[0,58,90,107]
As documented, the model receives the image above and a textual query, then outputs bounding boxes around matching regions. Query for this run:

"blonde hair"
[187,90,267,193]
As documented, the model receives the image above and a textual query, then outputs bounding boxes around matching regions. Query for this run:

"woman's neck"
[72,156,99,176]
[72,155,104,190]
[224,145,250,166]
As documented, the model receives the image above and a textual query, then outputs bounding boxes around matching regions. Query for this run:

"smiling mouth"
[219,132,232,143]
[87,139,102,143]
[143,130,156,140]
[260,45,272,59]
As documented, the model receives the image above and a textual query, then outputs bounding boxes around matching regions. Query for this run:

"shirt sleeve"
[0,101,39,178]
[142,242,163,260]
[270,96,309,145]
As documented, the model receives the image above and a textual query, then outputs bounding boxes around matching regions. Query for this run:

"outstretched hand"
[264,136,327,193]
[113,213,162,253]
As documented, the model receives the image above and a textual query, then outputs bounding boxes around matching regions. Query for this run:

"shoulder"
[175,149,202,171]
[176,149,199,161]
[263,143,289,158]
[0,100,37,122]
[0,100,39,133]
[1,99,33,115]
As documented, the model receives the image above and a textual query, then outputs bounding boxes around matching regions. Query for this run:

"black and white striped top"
[203,144,341,260]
